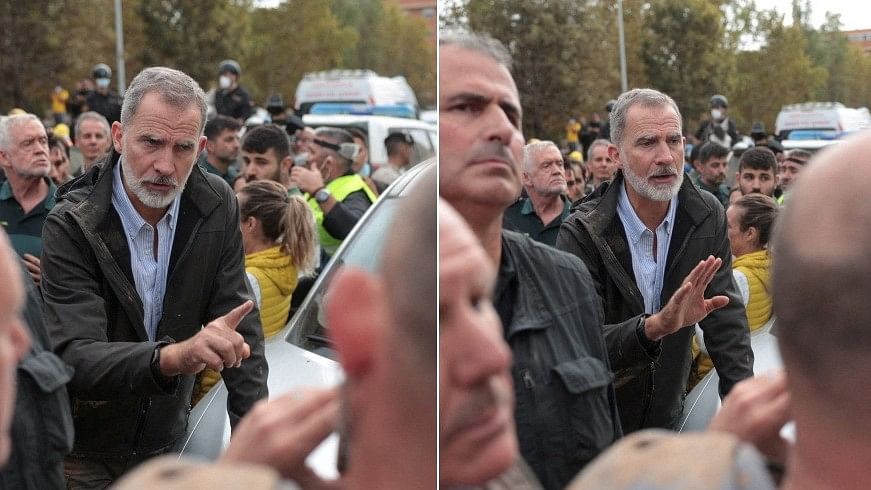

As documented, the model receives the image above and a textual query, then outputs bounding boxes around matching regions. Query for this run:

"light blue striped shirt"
[616,183,678,314]
[111,159,181,341]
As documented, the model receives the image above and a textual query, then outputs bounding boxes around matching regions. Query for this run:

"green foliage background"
[0,0,436,115]
[441,0,871,142]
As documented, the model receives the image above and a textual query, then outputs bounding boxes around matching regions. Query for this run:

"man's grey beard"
[121,157,193,209]
[622,162,683,201]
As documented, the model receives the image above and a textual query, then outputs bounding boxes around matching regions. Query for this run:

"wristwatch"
[314,187,332,203]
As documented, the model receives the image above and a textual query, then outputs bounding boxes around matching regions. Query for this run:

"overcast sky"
[758,0,871,31]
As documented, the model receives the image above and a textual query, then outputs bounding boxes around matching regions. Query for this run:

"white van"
[775,102,871,139]
[294,70,419,116]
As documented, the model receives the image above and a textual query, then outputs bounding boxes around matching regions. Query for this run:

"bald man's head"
[773,131,871,417]
[382,163,436,364]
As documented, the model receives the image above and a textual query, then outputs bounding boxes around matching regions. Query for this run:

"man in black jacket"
[557,88,753,433]
[0,230,68,490]
[41,66,268,488]
[439,30,620,490]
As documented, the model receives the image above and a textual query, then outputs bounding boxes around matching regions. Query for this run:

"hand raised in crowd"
[22,254,41,285]
[644,256,729,341]
[221,388,342,490]
[710,370,792,464]
[290,163,325,195]
[159,301,254,376]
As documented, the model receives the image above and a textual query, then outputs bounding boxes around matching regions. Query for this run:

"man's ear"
[111,121,124,152]
[327,268,385,380]
[198,135,208,155]
[608,144,621,169]
[280,155,292,176]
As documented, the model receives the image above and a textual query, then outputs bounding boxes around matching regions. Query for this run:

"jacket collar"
[577,170,713,235]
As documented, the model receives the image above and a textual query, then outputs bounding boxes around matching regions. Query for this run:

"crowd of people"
[0,57,433,489]
[440,28,871,490]
[0,22,869,490]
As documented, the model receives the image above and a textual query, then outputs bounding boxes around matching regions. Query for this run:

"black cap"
[384,132,413,147]
[751,122,766,135]
[710,94,728,108]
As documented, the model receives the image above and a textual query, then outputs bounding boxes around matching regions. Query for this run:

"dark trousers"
[64,451,165,490]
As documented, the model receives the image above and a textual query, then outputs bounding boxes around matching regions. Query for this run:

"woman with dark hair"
[693,194,778,382]
[194,180,317,403]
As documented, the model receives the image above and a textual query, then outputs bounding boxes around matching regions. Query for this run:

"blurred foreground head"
[438,199,516,486]
[773,130,871,447]
[327,164,436,488]
[0,231,31,465]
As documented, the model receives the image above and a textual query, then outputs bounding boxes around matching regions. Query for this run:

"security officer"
[214,59,253,122]
[85,63,122,125]
[290,127,377,261]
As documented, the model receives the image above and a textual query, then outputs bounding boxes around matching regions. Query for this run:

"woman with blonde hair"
[692,194,778,383]
[194,180,317,403]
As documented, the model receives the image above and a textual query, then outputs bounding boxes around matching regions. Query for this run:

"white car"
[174,160,436,479]
[678,318,782,432]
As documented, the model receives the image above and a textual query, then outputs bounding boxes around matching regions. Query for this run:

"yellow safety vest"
[307,174,377,256]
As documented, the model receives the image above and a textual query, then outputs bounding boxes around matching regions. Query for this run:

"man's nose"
[454,318,511,387]
[483,106,518,146]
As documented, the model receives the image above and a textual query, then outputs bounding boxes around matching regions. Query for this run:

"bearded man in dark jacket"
[41,67,268,488]
[557,88,753,433]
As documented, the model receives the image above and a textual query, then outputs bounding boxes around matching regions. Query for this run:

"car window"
[285,196,401,359]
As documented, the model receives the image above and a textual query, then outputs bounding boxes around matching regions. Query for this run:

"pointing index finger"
[220,300,254,331]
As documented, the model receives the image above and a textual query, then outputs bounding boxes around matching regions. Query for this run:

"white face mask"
[711,109,723,120]
[219,75,232,89]
[96,78,110,89]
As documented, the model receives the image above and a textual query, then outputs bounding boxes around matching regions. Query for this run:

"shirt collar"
[0,178,57,209]
[112,156,181,234]
[519,195,572,217]
[617,181,678,244]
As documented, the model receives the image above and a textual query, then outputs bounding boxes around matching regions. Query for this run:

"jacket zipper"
[131,398,152,457]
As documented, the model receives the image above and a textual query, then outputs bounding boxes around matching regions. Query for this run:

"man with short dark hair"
[440,30,620,489]
[736,146,777,198]
[200,115,242,185]
[777,148,810,204]
[241,123,291,188]
[690,142,731,206]
[558,88,753,434]
[502,140,571,247]
[372,132,414,193]
[41,66,268,488]
[291,127,377,258]
[0,114,55,283]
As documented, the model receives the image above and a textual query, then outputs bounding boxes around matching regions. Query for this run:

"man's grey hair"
[523,140,560,173]
[74,111,110,140]
[439,29,512,71]
[610,88,683,149]
[0,114,42,151]
[314,126,357,170]
[120,67,207,134]
[587,138,611,159]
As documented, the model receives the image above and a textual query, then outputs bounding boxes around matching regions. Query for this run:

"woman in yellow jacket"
[194,180,317,404]
[693,194,778,382]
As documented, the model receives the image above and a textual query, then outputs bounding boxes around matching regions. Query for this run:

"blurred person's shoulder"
[112,455,292,490]
[567,429,775,490]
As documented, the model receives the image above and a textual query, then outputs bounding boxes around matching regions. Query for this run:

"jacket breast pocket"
[552,356,616,461]
[18,351,75,456]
